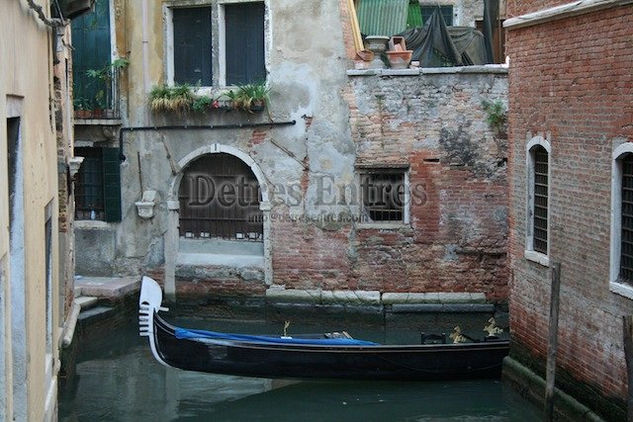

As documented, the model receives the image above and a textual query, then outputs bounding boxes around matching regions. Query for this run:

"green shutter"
[173,7,212,85]
[225,2,265,85]
[406,1,422,29]
[102,148,121,222]
[71,0,111,110]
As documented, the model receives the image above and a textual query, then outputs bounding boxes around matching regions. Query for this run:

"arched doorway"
[178,153,263,241]
[163,144,272,298]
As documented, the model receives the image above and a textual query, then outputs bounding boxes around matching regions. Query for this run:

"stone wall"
[272,67,508,300]
[274,68,507,300]
[506,2,633,420]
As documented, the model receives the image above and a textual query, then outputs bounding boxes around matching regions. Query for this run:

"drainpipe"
[141,0,151,124]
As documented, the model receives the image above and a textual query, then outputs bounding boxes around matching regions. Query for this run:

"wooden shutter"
[173,7,212,85]
[71,0,111,109]
[225,2,265,85]
[102,148,121,222]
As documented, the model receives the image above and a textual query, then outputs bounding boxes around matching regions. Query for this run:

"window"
[71,0,116,116]
[173,7,213,85]
[74,147,121,222]
[224,2,266,85]
[525,137,550,265]
[610,143,633,299]
[169,2,265,87]
[420,5,453,26]
[360,168,409,224]
[620,154,633,284]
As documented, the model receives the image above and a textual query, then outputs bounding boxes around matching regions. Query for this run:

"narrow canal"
[59,306,541,421]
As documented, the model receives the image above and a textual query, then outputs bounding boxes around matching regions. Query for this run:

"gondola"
[139,277,509,381]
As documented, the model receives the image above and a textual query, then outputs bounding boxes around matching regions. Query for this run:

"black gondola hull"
[152,312,509,381]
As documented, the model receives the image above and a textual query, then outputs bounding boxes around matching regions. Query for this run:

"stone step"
[75,296,98,310]
[176,262,265,283]
[74,276,140,299]
[78,305,115,324]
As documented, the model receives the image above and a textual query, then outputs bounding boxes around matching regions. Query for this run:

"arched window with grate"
[525,137,551,266]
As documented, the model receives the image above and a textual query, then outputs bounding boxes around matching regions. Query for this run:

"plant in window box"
[222,89,240,111]
[235,82,270,113]
[149,84,194,113]
[86,57,129,115]
[73,97,91,119]
[192,95,214,113]
[92,90,106,118]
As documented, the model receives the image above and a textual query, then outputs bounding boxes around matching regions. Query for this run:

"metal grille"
[179,153,263,240]
[620,154,633,283]
[532,146,548,254]
[74,147,105,220]
[361,172,404,222]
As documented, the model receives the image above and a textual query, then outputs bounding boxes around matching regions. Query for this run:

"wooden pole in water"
[624,315,633,422]
[544,262,561,421]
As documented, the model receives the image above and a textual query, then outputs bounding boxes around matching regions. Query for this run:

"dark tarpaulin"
[399,7,489,67]
[482,0,499,64]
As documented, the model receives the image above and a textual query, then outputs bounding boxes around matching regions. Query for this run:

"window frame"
[610,143,633,300]
[525,136,551,266]
[357,166,410,228]
[164,0,268,90]
[419,4,454,26]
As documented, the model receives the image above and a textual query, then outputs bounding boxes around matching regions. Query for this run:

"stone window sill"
[610,281,633,300]
[524,249,549,267]
[75,220,112,230]
[357,222,410,230]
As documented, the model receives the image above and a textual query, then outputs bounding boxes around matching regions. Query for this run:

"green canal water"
[59,308,541,421]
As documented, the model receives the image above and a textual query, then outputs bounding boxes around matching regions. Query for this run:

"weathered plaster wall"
[0,1,67,420]
[76,0,356,282]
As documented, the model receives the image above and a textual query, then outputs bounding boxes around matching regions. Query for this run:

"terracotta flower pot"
[386,50,413,69]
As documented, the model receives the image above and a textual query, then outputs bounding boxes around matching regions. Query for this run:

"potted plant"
[92,90,106,118]
[73,97,91,119]
[192,95,214,113]
[235,82,270,113]
[149,84,194,113]
[86,57,129,114]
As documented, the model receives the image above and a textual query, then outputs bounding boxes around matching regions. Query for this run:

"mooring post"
[544,261,561,421]
[624,315,633,422]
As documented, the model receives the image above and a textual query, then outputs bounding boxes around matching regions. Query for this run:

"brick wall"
[506,4,633,419]
[508,0,573,17]
[272,70,509,301]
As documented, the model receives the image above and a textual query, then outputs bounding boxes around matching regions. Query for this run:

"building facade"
[504,0,633,419]
[73,0,509,304]
[1,1,78,420]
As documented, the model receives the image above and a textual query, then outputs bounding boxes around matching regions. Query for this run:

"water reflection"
[60,312,539,421]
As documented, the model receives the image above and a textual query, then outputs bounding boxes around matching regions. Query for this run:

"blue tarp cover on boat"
[174,328,379,346]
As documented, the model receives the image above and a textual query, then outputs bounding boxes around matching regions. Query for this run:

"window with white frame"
[525,137,550,264]
[167,1,266,87]
[610,143,633,299]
